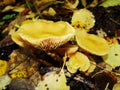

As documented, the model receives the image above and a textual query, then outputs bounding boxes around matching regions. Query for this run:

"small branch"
[109,18,120,26]
[31,0,43,18]
[66,69,95,89]
[25,0,31,9]
[74,74,95,89]
[66,69,79,85]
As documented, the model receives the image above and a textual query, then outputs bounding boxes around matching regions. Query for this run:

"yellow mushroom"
[12,19,75,51]
[75,30,109,56]
[66,52,90,73]
[56,43,78,56]
[71,8,95,30]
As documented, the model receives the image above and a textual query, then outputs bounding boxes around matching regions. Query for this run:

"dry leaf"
[36,69,70,90]
[102,44,120,68]
[0,60,8,76]
[113,83,120,90]
[0,74,11,90]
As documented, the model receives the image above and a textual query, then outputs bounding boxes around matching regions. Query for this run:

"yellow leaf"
[0,60,8,76]
[10,69,27,79]
[81,0,87,7]
[102,44,120,68]
[100,0,120,8]
[36,69,70,90]
[0,74,11,90]
[113,83,120,90]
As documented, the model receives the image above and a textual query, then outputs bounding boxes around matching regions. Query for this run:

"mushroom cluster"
[11,10,110,75]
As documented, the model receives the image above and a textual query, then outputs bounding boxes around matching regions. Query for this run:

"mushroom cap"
[66,52,90,73]
[76,30,109,56]
[12,19,75,51]
[71,9,95,29]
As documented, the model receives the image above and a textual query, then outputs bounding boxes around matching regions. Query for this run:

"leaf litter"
[0,0,120,90]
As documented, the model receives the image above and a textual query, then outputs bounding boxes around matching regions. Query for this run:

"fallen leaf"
[100,0,120,8]
[113,83,120,90]
[0,74,11,90]
[36,69,70,90]
[102,44,120,68]
[0,60,8,76]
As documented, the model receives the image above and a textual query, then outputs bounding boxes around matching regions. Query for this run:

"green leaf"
[102,44,120,68]
[100,0,120,8]
[24,2,33,8]
[0,21,5,26]
[3,14,16,20]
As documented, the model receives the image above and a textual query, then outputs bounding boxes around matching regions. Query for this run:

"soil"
[89,6,120,37]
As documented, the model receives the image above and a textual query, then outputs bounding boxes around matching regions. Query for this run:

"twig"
[31,0,43,18]
[25,0,31,9]
[109,18,120,26]
[74,74,95,89]
[31,0,64,19]
[66,71,95,88]
[66,69,79,85]
[66,69,95,89]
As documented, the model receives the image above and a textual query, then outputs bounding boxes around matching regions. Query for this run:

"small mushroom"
[66,52,90,73]
[76,30,109,56]
[12,19,75,51]
[71,8,95,30]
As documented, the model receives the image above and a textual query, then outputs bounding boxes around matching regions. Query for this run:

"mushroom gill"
[11,19,75,51]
